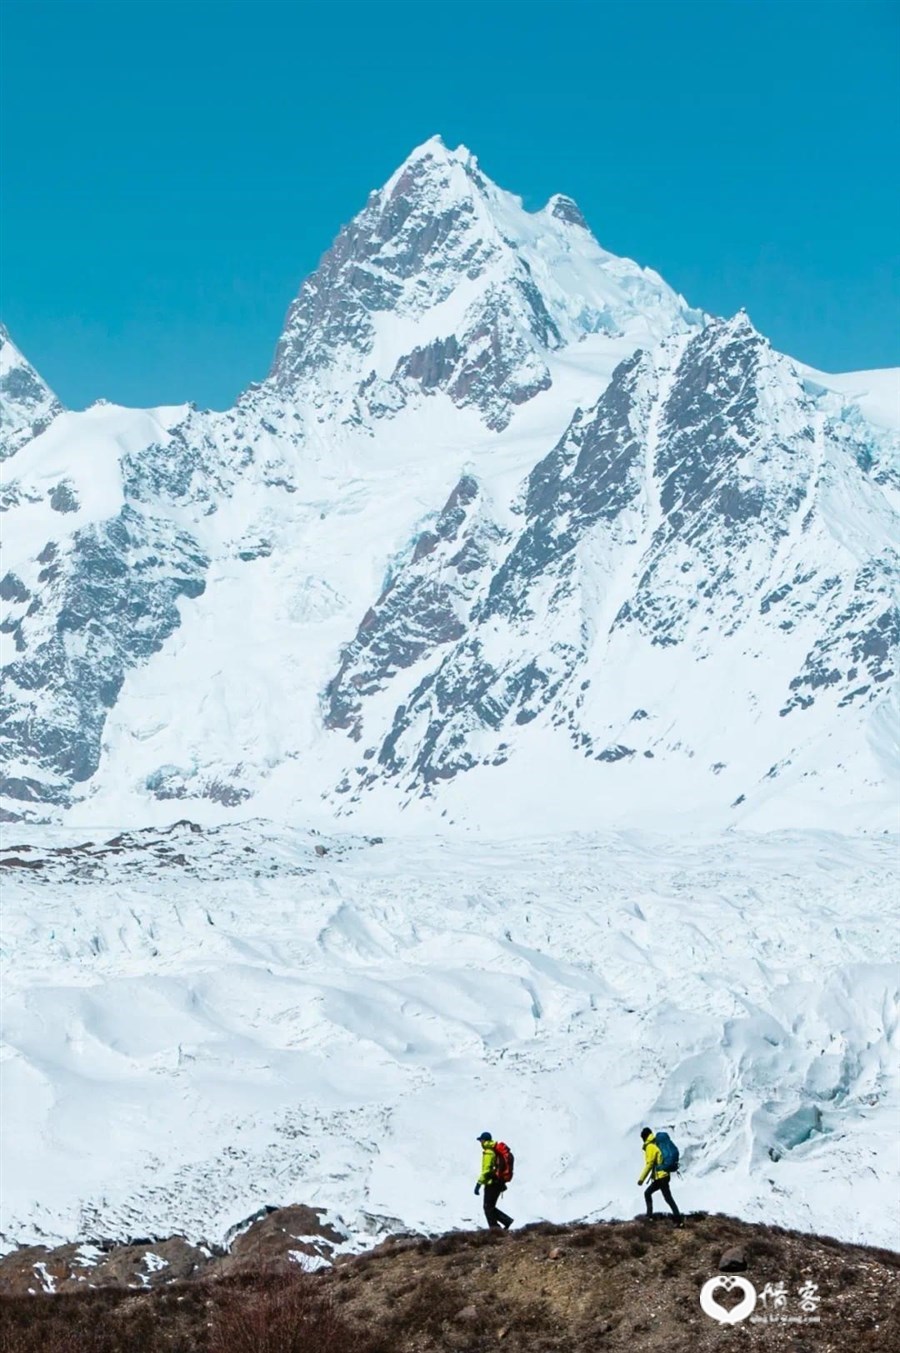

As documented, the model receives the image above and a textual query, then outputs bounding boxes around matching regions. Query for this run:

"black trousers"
[483,1181,513,1229]
[645,1176,681,1218]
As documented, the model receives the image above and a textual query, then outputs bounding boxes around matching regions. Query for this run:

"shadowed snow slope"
[1,825,897,1252]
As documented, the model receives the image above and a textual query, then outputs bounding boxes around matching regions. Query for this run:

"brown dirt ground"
[0,1212,897,1352]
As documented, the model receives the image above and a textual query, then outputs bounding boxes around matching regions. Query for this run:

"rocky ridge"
[1,1212,897,1352]
[326,316,898,815]
[0,324,64,462]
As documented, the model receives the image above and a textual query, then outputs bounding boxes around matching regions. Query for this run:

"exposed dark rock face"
[546,193,590,229]
[121,415,254,507]
[391,277,557,432]
[323,317,898,806]
[266,141,564,430]
[49,480,80,514]
[490,349,651,615]
[343,351,653,791]
[0,322,64,459]
[655,315,780,528]
[0,507,207,811]
[325,474,506,740]
[270,156,494,388]
[781,581,898,716]
[618,316,816,649]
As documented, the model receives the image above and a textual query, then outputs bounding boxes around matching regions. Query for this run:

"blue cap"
[477,1131,492,1141]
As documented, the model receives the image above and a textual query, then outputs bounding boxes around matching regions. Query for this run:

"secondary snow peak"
[383,133,478,188]
[544,193,589,230]
[0,323,64,460]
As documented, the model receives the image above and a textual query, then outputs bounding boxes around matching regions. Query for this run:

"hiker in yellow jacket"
[638,1127,683,1225]
[474,1131,513,1230]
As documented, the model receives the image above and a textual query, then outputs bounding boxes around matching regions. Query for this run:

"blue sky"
[1,0,898,410]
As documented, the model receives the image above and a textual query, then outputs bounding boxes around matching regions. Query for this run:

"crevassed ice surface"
[1,826,896,1251]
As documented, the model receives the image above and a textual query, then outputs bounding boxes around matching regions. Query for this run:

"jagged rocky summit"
[0,136,897,829]
[0,323,64,461]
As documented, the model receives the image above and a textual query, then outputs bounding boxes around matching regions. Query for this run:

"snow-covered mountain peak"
[712,306,758,340]
[379,133,481,199]
[1,142,896,832]
[264,139,693,430]
[543,192,590,229]
[0,324,64,461]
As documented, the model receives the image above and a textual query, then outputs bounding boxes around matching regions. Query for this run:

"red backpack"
[493,1141,515,1184]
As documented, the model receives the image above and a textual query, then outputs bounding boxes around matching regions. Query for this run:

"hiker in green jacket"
[638,1127,683,1225]
[474,1131,513,1230]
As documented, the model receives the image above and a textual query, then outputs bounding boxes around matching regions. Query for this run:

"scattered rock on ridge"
[1,1213,898,1351]
[0,1205,348,1296]
[0,820,372,884]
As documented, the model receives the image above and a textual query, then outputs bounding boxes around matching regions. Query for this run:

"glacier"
[1,823,897,1251]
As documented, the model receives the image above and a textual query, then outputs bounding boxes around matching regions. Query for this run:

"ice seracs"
[1,825,896,1251]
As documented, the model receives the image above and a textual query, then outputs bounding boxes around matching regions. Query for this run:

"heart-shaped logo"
[699,1274,758,1324]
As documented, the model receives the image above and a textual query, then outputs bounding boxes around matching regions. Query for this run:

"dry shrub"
[0,1290,168,1353]
[431,1229,505,1257]
[381,1271,558,1352]
[745,1235,780,1261]
[856,1243,900,1270]
[466,1229,507,1250]
[385,1272,467,1337]
[208,1273,378,1353]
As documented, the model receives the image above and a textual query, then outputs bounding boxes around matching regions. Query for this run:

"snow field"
[1,826,897,1252]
